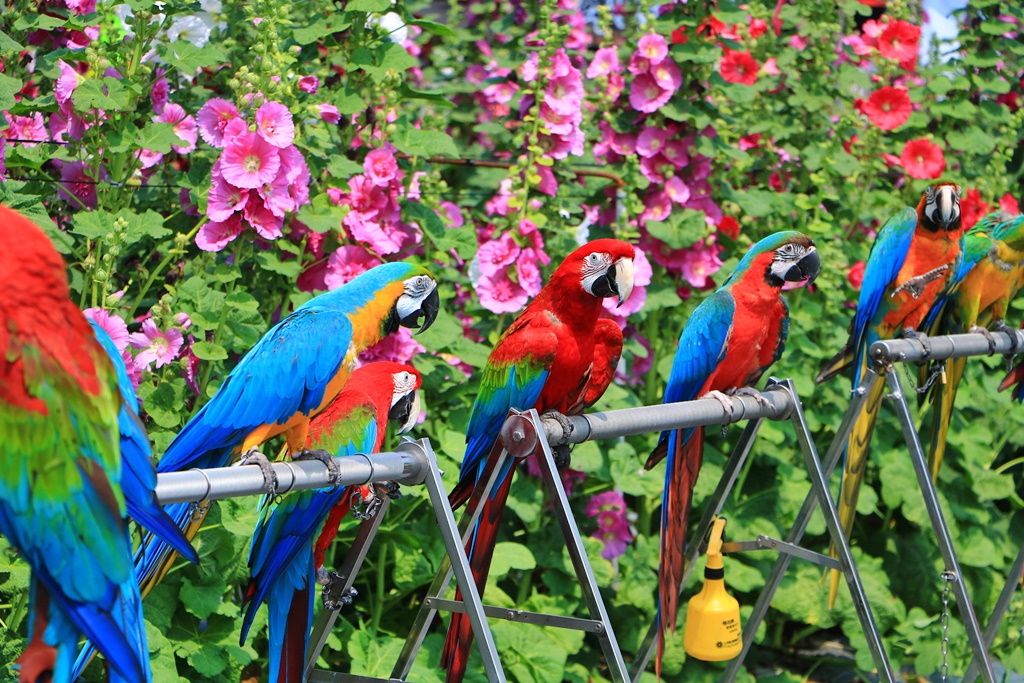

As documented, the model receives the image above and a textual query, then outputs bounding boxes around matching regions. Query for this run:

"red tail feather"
[17,582,55,683]
[279,584,311,683]
[314,496,353,570]
[656,427,704,680]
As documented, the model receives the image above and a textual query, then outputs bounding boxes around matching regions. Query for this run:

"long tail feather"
[441,460,519,683]
[313,493,352,571]
[828,377,886,608]
[927,358,965,483]
[815,341,855,385]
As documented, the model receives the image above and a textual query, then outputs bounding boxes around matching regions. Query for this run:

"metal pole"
[870,329,1024,365]
[962,542,1024,683]
[783,379,897,683]
[629,415,767,681]
[154,449,428,505]
[722,369,881,683]
[883,370,997,683]
[537,387,795,447]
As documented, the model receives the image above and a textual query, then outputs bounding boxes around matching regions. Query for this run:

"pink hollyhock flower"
[318,103,341,124]
[639,155,670,184]
[156,103,198,154]
[120,347,143,390]
[637,33,669,64]
[57,161,100,209]
[439,201,464,227]
[517,247,544,297]
[544,49,584,116]
[298,75,319,93]
[364,146,399,187]
[629,74,672,113]
[244,198,284,240]
[477,232,521,277]
[627,52,651,76]
[129,319,184,370]
[220,132,281,189]
[681,240,724,289]
[55,60,84,105]
[136,148,163,169]
[197,98,241,148]
[64,0,96,15]
[258,172,295,218]
[1000,193,1020,214]
[84,308,130,352]
[587,46,621,79]
[325,245,383,290]
[642,190,672,222]
[523,455,586,495]
[207,173,249,222]
[664,176,691,204]
[6,112,48,145]
[585,490,634,560]
[0,138,5,179]
[611,132,637,156]
[255,101,295,148]
[196,215,245,251]
[342,174,389,220]
[651,59,682,92]
[477,268,529,314]
[899,138,945,179]
[789,35,808,50]
[636,127,668,158]
[345,214,417,255]
[847,260,866,291]
[519,52,540,82]
[762,57,781,75]
[358,326,425,366]
[749,18,769,38]
[175,312,192,329]
[151,70,168,114]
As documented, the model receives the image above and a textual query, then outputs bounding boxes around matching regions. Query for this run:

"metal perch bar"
[870,329,1024,365]
[153,444,429,505]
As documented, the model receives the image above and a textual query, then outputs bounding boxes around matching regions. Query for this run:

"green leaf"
[404,200,476,258]
[346,0,392,10]
[327,156,365,178]
[729,189,776,218]
[364,42,418,78]
[0,31,25,53]
[644,209,708,249]
[73,77,130,112]
[157,41,227,74]
[122,209,171,241]
[191,341,229,361]
[72,210,115,240]
[297,193,346,233]
[0,73,22,110]
[256,250,303,277]
[293,16,350,44]
[138,122,183,154]
[407,18,455,37]
[179,576,225,619]
[399,82,456,108]
[489,542,536,578]
[13,14,66,31]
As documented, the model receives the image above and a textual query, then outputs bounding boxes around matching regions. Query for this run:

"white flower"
[166,14,216,47]
[367,11,407,44]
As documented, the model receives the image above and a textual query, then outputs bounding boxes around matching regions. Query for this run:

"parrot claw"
[316,566,332,585]
[732,387,777,418]
[702,390,736,417]
[892,265,950,300]
[540,410,574,451]
[902,328,932,360]
[349,485,382,520]
[240,449,279,498]
[992,320,1022,357]
[552,444,572,472]
[969,325,998,355]
[383,481,402,500]
[321,574,358,611]
[293,449,341,485]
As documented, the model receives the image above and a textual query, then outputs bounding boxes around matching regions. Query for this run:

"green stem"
[644,305,663,407]
[371,542,387,634]
[192,239,245,411]
[515,568,534,606]
[128,220,205,319]
[994,456,1024,474]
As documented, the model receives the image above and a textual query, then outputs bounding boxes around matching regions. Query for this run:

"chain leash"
[939,570,957,683]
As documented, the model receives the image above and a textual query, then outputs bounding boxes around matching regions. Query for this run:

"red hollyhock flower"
[960,188,990,230]
[718,216,740,240]
[879,20,920,69]
[847,260,866,291]
[1000,193,1020,214]
[899,138,945,179]
[862,86,912,130]
[749,18,769,39]
[720,50,759,85]
[671,26,688,44]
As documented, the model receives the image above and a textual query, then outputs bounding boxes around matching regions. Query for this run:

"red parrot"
[441,239,636,683]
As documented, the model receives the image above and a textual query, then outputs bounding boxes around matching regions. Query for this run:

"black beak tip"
[786,250,821,285]
[415,288,440,335]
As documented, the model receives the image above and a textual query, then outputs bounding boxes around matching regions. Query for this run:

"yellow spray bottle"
[683,517,743,661]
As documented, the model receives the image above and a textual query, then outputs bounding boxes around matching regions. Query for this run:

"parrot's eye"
[955,184,963,198]
[588,254,602,264]
[926,186,936,202]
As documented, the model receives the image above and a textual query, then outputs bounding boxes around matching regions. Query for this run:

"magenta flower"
[662,140,690,167]
[55,60,84,105]
[220,132,281,189]
[439,201,464,227]
[6,113,48,145]
[476,232,520,277]
[358,326,425,366]
[587,46,621,79]
[364,146,399,187]
[156,104,198,154]
[298,75,319,93]
[641,190,672,223]
[636,127,668,158]
[629,74,672,113]
[197,98,241,147]
[325,245,383,290]
[664,176,691,204]
[57,161,100,209]
[64,0,96,15]
[345,213,417,255]
[196,215,245,252]
[681,240,724,289]
[544,49,584,116]
[585,490,634,560]
[258,171,295,218]
[120,347,143,390]
[151,70,169,114]
[255,101,295,148]
[207,173,249,222]
[637,33,668,63]
[318,103,341,124]
[129,319,184,370]
[477,268,529,314]
[84,308,130,352]
[651,59,682,91]
[175,312,192,329]
[517,248,544,297]
[244,198,284,240]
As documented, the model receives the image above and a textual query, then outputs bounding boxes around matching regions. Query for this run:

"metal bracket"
[721,535,841,571]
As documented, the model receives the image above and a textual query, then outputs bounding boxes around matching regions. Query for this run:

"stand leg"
[629,416,766,681]
[722,369,880,683]
[962,542,1024,683]
[884,371,997,683]
[527,410,630,683]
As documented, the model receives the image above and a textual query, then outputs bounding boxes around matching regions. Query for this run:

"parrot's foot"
[321,574,358,611]
[540,410,575,448]
[902,328,932,359]
[992,320,1022,356]
[969,325,998,355]
[383,481,402,500]
[316,566,332,586]
[701,390,736,416]
[293,449,341,485]
[350,485,382,520]
[892,265,950,300]
[552,445,572,471]
[240,449,278,498]
[732,387,777,418]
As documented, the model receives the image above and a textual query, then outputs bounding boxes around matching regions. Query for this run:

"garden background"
[1,0,1023,680]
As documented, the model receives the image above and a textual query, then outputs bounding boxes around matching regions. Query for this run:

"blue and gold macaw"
[136,262,438,595]
[646,231,819,678]
[817,183,965,607]
[922,211,1024,481]
[0,205,150,683]
[240,362,421,683]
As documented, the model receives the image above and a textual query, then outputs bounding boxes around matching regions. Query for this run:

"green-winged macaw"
[71,323,201,679]
[0,205,150,683]
[240,362,421,683]
[441,239,636,683]
[816,182,965,608]
[645,231,820,678]
[921,211,1024,481]
[136,262,439,595]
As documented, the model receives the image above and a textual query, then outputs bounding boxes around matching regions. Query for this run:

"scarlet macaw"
[922,211,1024,480]
[0,205,150,683]
[646,231,820,678]
[136,262,439,594]
[441,239,636,683]
[816,182,964,607]
[240,362,422,683]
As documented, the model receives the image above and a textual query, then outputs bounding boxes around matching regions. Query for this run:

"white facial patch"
[396,275,437,320]
[580,251,613,296]
[391,371,418,407]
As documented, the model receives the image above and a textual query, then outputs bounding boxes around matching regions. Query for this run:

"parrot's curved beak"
[785,246,820,286]
[390,390,421,434]
[935,185,961,231]
[592,257,635,307]
[398,286,440,334]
